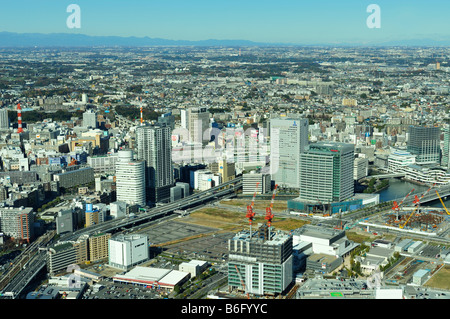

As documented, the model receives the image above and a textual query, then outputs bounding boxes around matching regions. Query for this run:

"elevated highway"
[0,177,242,298]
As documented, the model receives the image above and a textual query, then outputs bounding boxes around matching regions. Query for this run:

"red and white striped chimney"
[17,103,23,133]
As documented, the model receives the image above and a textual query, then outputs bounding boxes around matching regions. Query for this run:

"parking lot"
[82,279,169,300]
[163,232,234,261]
[297,278,373,298]
[141,220,217,246]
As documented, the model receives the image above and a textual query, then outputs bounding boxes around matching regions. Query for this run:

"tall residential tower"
[136,123,174,203]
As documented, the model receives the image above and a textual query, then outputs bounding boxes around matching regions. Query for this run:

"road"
[0,177,242,298]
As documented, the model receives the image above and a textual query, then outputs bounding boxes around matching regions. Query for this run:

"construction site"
[364,185,450,235]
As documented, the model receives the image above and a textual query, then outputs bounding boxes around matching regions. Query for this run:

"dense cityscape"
[1,44,450,306]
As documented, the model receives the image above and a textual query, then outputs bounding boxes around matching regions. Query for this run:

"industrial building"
[395,239,415,252]
[227,225,293,296]
[108,234,149,270]
[412,269,430,285]
[408,241,425,254]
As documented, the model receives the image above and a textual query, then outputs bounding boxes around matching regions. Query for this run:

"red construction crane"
[400,184,435,229]
[265,184,278,236]
[246,182,260,237]
[392,188,415,221]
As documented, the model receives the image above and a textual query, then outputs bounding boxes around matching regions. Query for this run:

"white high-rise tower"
[115,149,146,207]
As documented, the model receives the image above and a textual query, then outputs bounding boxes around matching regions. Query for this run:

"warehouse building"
[408,241,424,254]
[112,266,190,291]
[108,234,149,271]
[394,239,414,252]
[412,269,430,285]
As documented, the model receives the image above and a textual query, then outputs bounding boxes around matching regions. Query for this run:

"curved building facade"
[115,149,146,206]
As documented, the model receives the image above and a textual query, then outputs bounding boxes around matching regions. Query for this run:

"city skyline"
[1,1,450,45]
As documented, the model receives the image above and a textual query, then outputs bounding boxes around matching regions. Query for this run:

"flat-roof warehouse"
[113,266,190,291]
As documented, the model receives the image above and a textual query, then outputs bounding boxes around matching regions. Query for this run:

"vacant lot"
[183,206,307,233]
[345,231,377,244]
[425,265,450,290]
[182,207,246,231]
[220,199,287,212]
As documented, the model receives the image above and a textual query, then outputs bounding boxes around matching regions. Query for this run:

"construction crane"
[265,184,278,238]
[246,182,260,239]
[392,188,415,221]
[234,265,249,299]
[400,185,434,229]
[436,190,450,216]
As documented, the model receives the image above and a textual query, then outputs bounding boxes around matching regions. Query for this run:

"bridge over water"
[391,183,450,207]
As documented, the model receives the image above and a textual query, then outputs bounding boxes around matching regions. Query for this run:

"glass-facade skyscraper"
[407,125,440,165]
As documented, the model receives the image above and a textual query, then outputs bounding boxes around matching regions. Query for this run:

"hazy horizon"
[1,1,450,46]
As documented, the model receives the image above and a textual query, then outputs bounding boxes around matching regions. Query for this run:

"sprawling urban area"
[0,45,450,302]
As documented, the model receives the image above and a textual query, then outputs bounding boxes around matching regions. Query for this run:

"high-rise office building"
[83,109,97,128]
[228,225,293,296]
[442,124,450,169]
[136,123,174,203]
[299,142,354,203]
[0,108,9,129]
[182,107,210,144]
[407,125,440,164]
[115,149,146,207]
[270,117,309,189]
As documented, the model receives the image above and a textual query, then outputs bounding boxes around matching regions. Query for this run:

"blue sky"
[1,0,449,44]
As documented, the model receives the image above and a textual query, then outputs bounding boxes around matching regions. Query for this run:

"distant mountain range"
[0,32,274,47]
[0,31,450,47]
